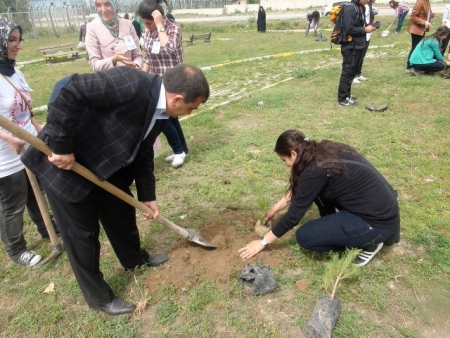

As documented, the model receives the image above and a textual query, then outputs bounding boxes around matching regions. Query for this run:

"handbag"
[2,74,34,116]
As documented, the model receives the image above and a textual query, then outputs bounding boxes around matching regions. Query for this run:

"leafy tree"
[0,0,28,13]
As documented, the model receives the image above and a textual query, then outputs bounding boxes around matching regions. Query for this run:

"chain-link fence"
[1,0,230,38]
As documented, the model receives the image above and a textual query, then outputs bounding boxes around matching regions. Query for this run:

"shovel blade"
[185,229,217,248]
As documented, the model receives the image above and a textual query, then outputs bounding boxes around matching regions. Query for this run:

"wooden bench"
[185,32,212,46]
[39,43,79,63]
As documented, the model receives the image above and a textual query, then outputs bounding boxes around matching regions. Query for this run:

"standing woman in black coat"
[257,6,266,33]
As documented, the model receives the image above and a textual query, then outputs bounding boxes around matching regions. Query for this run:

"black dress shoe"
[92,298,135,316]
[146,254,169,267]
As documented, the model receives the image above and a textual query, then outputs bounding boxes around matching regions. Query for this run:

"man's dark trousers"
[45,170,150,307]
[338,46,363,102]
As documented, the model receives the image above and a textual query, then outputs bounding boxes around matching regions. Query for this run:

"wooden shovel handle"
[0,115,190,239]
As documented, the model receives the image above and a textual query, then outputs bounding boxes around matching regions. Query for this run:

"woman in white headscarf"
[85,0,142,71]
[86,1,162,156]
[0,16,56,266]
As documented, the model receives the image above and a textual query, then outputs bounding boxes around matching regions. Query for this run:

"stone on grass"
[239,264,279,295]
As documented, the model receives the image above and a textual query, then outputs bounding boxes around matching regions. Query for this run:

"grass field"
[1,15,449,338]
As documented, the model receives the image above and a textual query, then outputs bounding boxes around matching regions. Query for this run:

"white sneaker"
[353,242,384,266]
[171,152,187,168]
[165,154,175,163]
[358,75,368,81]
[15,250,42,266]
[352,77,361,84]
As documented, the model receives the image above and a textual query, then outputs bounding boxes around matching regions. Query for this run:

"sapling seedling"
[323,248,361,299]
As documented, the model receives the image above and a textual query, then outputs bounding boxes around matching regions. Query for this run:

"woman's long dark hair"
[274,130,360,195]
[421,26,450,48]
[138,0,165,20]
[389,1,399,8]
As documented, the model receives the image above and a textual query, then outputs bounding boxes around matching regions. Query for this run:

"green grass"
[2,15,449,337]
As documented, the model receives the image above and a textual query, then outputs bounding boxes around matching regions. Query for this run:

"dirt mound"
[142,212,290,293]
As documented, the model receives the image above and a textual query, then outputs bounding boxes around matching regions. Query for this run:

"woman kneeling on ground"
[409,26,450,75]
[239,130,400,266]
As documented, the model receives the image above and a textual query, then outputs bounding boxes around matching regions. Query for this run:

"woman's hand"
[142,201,159,220]
[112,51,134,67]
[264,209,277,223]
[152,10,164,27]
[238,240,265,259]
[7,136,25,154]
[424,21,432,28]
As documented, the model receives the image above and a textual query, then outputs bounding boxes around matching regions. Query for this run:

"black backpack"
[330,3,359,45]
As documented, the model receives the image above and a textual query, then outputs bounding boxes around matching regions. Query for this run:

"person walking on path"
[22,64,210,315]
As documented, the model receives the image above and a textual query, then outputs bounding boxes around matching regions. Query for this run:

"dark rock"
[239,263,279,295]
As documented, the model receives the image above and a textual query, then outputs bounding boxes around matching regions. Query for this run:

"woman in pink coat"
[85,0,162,155]
[85,0,142,72]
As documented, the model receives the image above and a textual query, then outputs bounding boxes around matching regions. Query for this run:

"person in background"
[257,6,266,33]
[132,10,143,39]
[166,12,175,23]
[139,0,188,168]
[78,20,89,59]
[85,0,142,72]
[409,26,450,75]
[305,10,320,37]
[124,13,129,20]
[389,1,410,33]
[239,130,400,267]
[406,0,439,72]
[337,0,375,106]
[354,0,376,84]
[0,16,56,266]
[79,20,87,43]
[22,64,210,315]
[440,4,450,55]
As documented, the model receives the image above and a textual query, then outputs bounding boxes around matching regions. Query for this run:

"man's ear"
[169,94,185,106]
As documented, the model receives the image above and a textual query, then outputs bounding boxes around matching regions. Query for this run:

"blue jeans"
[0,170,47,259]
[295,210,397,252]
[396,11,408,33]
[162,117,188,155]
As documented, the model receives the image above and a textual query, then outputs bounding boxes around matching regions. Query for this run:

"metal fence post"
[28,6,39,39]
[48,3,58,37]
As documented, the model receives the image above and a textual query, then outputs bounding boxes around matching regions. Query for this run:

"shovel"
[19,148,64,268]
[0,115,216,249]
[382,23,393,37]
